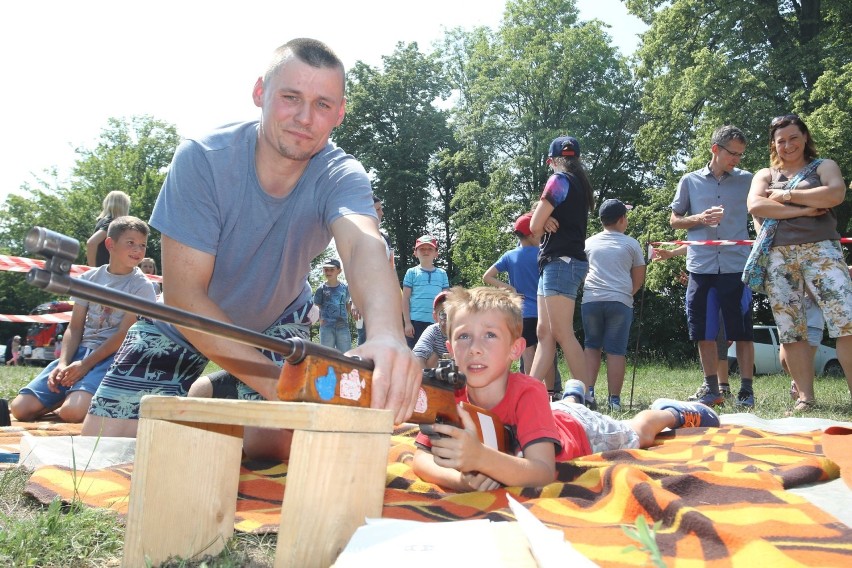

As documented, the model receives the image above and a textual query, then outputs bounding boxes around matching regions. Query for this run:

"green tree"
[441,0,650,210]
[450,167,519,287]
[333,42,454,279]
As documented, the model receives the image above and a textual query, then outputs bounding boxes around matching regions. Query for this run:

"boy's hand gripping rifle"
[23,227,506,452]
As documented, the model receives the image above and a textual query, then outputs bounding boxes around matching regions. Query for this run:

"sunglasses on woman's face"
[771,113,799,127]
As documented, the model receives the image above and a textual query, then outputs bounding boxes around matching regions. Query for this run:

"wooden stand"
[122,396,393,568]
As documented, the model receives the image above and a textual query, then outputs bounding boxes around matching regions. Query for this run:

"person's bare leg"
[243,427,293,461]
[783,340,816,401]
[187,375,214,397]
[55,391,93,423]
[539,295,587,386]
[81,414,139,437]
[606,354,626,397]
[696,340,718,379]
[835,335,852,400]
[521,344,536,375]
[627,410,677,448]
[530,300,559,390]
[584,347,602,395]
[9,394,50,422]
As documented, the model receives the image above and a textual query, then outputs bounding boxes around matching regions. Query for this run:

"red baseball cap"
[414,235,439,251]
[513,213,533,236]
[433,290,450,309]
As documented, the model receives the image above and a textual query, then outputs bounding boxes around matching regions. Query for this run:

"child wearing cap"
[581,199,646,411]
[528,135,595,395]
[313,258,352,352]
[483,213,542,374]
[402,235,450,349]
[412,291,450,368]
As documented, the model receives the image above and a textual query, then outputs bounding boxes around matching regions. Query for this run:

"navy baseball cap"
[548,136,580,158]
[598,199,632,224]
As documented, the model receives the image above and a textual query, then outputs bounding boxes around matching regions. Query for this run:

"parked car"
[727,325,842,377]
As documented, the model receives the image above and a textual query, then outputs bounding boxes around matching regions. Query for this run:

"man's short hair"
[107,216,149,239]
[711,125,747,147]
[443,286,523,341]
[264,38,345,87]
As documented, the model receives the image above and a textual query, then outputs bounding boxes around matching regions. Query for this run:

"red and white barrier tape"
[0,312,73,323]
[0,254,161,282]
[651,237,852,247]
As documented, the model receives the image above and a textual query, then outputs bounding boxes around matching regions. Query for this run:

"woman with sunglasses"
[747,114,852,413]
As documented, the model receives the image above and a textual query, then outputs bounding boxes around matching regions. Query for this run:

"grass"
[0,358,850,567]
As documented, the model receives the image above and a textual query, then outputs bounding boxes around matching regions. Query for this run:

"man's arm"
[669,209,722,230]
[161,235,283,401]
[333,214,420,425]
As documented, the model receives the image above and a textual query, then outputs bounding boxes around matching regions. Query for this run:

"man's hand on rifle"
[348,332,421,425]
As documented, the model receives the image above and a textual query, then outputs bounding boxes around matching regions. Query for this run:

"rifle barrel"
[25,267,357,367]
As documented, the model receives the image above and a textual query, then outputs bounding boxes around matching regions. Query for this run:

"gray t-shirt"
[149,121,375,336]
[670,164,752,274]
[72,265,158,349]
[582,230,645,307]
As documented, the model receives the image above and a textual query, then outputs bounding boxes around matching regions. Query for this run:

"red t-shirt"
[415,372,591,460]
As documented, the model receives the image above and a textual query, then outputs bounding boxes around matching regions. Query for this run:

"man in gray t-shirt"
[83,39,420,459]
[669,125,756,408]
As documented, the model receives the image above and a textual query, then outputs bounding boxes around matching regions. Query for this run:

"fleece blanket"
[0,420,82,468]
[23,424,852,567]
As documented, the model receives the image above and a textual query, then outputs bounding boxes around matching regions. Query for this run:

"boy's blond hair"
[443,286,523,340]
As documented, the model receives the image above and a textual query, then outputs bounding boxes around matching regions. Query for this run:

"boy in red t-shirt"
[413,286,719,492]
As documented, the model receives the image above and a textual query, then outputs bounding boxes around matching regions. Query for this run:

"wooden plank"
[122,417,243,567]
[275,429,391,567]
[139,396,393,433]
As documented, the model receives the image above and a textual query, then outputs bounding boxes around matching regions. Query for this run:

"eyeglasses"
[771,114,799,127]
[717,144,745,159]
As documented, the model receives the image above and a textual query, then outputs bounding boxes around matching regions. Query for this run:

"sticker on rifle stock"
[315,367,337,401]
[339,369,366,401]
[414,387,428,413]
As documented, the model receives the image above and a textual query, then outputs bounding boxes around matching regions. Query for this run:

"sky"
[0,0,646,204]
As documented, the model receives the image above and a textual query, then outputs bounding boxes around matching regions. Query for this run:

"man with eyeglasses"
[669,125,756,409]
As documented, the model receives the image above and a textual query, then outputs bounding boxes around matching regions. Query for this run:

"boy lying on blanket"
[413,286,720,492]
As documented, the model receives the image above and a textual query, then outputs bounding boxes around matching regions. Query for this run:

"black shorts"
[522,317,538,348]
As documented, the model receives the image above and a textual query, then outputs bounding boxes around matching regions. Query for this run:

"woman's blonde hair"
[97,191,131,220]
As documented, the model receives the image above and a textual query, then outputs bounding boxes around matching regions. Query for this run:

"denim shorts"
[581,301,634,355]
[538,257,589,299]
[551,399,639,453]
[20,346,112,408]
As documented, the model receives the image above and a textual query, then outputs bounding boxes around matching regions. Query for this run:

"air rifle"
[23,227,506,452]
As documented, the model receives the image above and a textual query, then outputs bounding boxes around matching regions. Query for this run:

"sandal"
[789,381,799,402]
[785,399,816,416]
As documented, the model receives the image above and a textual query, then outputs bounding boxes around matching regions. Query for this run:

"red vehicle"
[24,300,74,365]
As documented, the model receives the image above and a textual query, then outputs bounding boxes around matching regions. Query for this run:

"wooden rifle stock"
[24,226,506,452]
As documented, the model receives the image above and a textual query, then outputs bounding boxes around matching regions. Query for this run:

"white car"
[727,325,842,377]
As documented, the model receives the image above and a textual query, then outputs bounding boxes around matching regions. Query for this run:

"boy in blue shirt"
[402,235,449,348]
[313,258,352,352]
